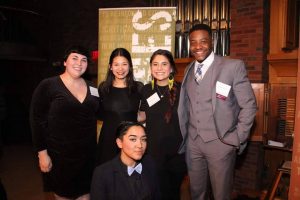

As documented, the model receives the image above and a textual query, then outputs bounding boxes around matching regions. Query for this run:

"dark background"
[0,0,150,144]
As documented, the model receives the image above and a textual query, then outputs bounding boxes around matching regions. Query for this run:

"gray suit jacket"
[178,55,257,154]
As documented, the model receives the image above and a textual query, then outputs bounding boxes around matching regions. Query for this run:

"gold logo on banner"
[98,7,176,84]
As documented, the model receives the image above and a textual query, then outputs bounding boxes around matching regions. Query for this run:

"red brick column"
[230,0,267,82]
[230,0,267,193]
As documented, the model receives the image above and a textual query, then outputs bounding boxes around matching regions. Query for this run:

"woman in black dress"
[96,48,143,166]
[30,45,99,200]
[140,49,187,200]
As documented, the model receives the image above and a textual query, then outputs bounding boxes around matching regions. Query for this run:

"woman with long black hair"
[96,48,143,166]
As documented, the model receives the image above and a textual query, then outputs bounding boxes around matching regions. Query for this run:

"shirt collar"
[194,51,215,74]
[127,163,142,176]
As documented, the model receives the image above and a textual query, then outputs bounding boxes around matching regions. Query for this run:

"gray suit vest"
[186,64,218,142]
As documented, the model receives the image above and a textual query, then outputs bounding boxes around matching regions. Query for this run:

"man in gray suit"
[178,24,257,200]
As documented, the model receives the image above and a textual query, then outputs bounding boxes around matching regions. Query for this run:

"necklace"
[156,85,169,98]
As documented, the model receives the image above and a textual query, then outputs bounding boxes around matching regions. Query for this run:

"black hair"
[150,49,177,76]
[100,48,136,94]
[63,45,90,62]
[189,23,212,37]
[116,121,146,139]
[150,49,179,123]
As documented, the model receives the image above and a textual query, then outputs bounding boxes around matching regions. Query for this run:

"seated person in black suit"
[90,121,160,200]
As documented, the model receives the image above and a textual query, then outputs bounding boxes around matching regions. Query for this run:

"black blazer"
[90,155,160,200]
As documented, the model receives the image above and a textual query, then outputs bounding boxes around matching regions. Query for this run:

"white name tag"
[89,86,99,97]
[216,81,231,100]
[146,92,160,107]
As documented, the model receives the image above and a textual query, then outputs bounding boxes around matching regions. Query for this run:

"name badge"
[89,86,99,97]
[216,81,231,100]
[146,92,160,107]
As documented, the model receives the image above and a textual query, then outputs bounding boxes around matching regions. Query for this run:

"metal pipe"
[175,32,183,58]
[188,0,193,22]
[193,0,203,25]
[180,0,185,31]
[227,0,231,55]
[175,0,184,58]
[211,0,220,30]
[171,0,231,57]
[221,29,226,56]
[184,0,192,29]
[202,0,211,25]
[212,0,219,21]
[212,30,218,53]
[221,0,228,20]
[177,0,183,21]
[193,0,198,21]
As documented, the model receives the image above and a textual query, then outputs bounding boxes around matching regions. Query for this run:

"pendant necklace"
[156,85,168,98]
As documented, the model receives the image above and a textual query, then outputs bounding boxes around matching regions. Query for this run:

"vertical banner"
[98,7,176,84]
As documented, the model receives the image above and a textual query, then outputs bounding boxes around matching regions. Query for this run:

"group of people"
[30,24,257,200]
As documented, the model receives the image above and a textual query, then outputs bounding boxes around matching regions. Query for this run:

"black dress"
[140,83,186,200]
[30,76,99,198]
[96,82,143,166]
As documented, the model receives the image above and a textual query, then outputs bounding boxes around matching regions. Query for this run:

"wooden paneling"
[269,0,288,53]
[250,83,267,142]
[174,58,193,82]
[267,84,297,145]
[268,1,299,198]
[268,50,298,84]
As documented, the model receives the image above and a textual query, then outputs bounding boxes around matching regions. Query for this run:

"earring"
[168,75,174,90]
[151,77,155,90]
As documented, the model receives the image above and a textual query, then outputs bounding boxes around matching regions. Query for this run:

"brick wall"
[230,0,269,82]
[234,142,264,193]
[230,0,267,193]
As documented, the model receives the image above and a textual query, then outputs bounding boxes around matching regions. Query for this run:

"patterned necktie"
[195,63,203,83]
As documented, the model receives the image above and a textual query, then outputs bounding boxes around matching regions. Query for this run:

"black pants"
[158,154,187,200]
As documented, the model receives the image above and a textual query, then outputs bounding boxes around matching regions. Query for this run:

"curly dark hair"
[63,45,90,62]
[150,49,179,123]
